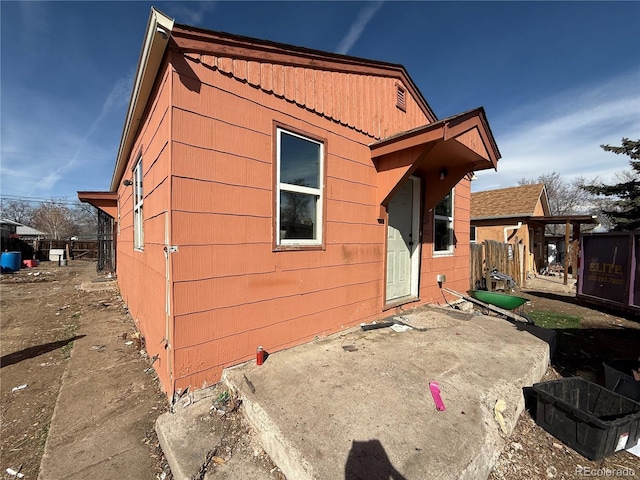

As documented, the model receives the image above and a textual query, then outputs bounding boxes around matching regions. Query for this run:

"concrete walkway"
[159,306,553,480]
[39,279,166,480]
[524,274,577,294]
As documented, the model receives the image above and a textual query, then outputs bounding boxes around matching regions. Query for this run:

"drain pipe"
[504,222,522,242]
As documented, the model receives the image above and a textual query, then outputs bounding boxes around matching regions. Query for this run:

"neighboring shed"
[1,219,20,251]
[471,184,550,276]
[79,8,501,397]
[16,224,48,241]
[471,184,599,285]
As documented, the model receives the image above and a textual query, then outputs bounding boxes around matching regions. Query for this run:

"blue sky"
[1,1,639,202]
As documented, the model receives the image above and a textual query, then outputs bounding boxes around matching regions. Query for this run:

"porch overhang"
[370,107,500,210]
[527,214,600,286]
[77,191,117,219]
[528,215,599,226]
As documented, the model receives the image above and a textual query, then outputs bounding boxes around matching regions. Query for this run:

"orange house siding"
[107,19,499,396]
[421,180,472,302]
[163,49,480,392]
[182,53,429,140]
[116,60,174,392]
[168,50,433,390]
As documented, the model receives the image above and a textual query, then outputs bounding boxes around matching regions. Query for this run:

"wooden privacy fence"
[33,240,99,261]
[470,240,522,291]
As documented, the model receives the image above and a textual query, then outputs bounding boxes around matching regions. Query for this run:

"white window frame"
[470,225,476,244]
[434,188,454,256]
[133,157,144,250]
[276,128,324,247]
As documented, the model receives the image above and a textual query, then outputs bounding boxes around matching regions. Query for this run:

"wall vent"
[396,85,406,111]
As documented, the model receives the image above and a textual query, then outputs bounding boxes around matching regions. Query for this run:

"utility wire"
[0,196,86,207]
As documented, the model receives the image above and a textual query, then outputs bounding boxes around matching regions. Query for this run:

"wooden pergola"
[527,215,600,285]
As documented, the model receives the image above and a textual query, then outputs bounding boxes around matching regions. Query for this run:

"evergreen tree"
[582,138,640,231]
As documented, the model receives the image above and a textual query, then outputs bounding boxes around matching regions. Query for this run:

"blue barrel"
[1,251,22,273]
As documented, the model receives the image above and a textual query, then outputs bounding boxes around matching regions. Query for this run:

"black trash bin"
[533,377,640,461]
[604,359,640,402]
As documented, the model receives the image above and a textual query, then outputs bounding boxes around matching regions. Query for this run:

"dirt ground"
[2,263,638,479]
[0,261,170,480]
[489,277,640,479]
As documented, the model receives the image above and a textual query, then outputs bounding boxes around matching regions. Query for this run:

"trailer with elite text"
[577,231,640,316]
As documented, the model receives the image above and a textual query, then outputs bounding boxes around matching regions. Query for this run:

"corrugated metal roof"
[16,225,47,236]
[1,219,22,226]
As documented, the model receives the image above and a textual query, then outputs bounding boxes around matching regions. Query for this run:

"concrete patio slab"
[222,307,552,480]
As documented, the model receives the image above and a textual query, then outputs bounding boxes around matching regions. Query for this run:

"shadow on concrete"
[1,335,86,368]
[344,439,407,480]
[509,321,558,358]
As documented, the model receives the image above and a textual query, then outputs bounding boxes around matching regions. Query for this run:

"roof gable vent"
[396,85,406,111]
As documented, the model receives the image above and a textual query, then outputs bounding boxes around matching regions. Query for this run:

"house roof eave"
[471,215,533,222]
[78,191,118,218]
[529,215,599,225]
[109,8,175,192]
[170,24,437,124]
[370,107,501,164]
[369,108,501,208]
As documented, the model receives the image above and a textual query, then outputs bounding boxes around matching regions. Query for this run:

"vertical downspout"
[167,55,175,401]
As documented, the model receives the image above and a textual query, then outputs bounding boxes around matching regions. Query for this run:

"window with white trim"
[434,189,454,254]
[470,225,476,243]
[133,157,144,250]
[276,128,323,246]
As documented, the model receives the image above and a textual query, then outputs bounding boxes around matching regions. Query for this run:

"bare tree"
[32,201,74,240]
[69,201,98,238]
[0,199,35,224]
[518,172,593,215]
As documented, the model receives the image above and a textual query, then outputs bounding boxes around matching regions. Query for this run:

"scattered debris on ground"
[1,261,171,480]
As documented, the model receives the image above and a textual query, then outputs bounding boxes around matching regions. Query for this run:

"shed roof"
[471,183,549,220]
[1,219,22,227]
[16,225,47,236]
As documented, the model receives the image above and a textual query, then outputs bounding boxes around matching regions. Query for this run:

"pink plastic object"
[429,381,446,411]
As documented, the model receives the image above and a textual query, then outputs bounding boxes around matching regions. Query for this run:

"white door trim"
[385,176,421,303]
[409,176,421,298]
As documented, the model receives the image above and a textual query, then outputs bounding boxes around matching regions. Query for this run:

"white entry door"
[386,177,421,302]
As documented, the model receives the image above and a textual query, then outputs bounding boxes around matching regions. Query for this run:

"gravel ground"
[489,278,640,479]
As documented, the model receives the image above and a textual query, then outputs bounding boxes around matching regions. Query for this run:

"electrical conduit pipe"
[504,222,522,243]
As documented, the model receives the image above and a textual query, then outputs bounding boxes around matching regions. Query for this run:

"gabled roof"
[110,8,174,191]
[170,23,437,122]
[110,7,438,191]
[371,108,501,207]
[471,183,550,220]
